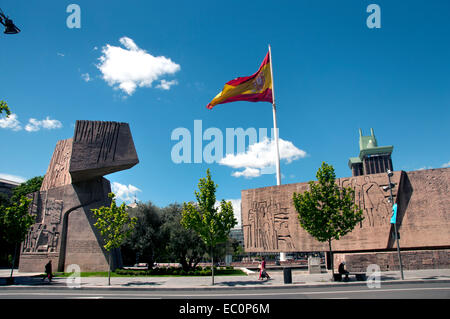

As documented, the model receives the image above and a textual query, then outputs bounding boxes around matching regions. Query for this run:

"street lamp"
[385,169,404,280]
[0,8,21,35]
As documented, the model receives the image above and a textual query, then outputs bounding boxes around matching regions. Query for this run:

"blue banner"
[390,203,398,224]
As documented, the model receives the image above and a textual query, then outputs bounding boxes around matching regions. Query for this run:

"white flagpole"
[268,44,281,186]
[269,45,286,262]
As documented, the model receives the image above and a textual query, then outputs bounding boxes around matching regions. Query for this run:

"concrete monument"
[242,168,450,271]
[19,120,139,272]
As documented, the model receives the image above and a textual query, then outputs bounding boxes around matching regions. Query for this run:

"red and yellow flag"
[206,51,273,109]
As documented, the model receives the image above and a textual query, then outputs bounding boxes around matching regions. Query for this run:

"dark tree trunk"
[328,239,334,279]
[211,246,215,286]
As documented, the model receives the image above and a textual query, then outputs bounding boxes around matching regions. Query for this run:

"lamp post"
[0,8,21,35]
[385,170,404,280]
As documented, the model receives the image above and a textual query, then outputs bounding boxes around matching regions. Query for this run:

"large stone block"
[19,120,138,273]
[69,121,138,182]
[334,249,450,272]
[242,168,449,253]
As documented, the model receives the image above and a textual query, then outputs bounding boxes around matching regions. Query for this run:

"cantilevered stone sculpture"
[19,120,139,272]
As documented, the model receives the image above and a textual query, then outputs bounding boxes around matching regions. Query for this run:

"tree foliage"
[0,196,34,276]
[91,193,137,252]
[0,176,42,268]
[292,162,364,273]
[0,197,33,246]
[10,176,44,204]
[181,169,237,285]
[0,100,11,117]
[181,169,237,248]
[122,201,164,267]
[91,192,137,285]
[122,202,215,271]
[160,203,206,271]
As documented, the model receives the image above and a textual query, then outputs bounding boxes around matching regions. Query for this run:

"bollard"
[283,267,292,284]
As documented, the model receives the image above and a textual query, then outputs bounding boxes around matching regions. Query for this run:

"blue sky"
[1,1,449,219]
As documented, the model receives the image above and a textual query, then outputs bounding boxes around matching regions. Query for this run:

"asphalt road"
[0,282,449,299]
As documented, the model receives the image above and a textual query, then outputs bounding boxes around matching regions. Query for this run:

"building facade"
[348,128,393,176]
[0,178,20,197]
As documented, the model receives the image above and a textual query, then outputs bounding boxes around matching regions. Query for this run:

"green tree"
[91,193,137,285]
[0,193,9,207]
[0,176,43,268]
[161,203,206,271]
[122,202,164,267]
[0,196,33,280]
[181,169,237,285]
[10,176,44,204]
[0,100,11,117]
[292,162,364,277]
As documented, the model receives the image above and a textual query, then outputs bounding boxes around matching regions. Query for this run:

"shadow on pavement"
[218,280,272,287]
[121,281,164,287]
[0,275,65,286]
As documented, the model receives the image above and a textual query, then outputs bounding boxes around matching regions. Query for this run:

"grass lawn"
[53,269,247,277]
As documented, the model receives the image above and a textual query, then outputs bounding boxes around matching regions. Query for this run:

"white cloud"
[97,36,180,95]
[156,79,178,90]
[25,117,62,132]
[111,182,142,203]
[442,161,450,168]
[0,113,22,131]
[1,114,62,133]
[81,73,92,82]
[232,167,261,178]
[219,137,307,178]
[57,52,65,57]
[0,173,27,183]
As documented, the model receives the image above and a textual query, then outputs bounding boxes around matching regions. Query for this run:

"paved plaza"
[1,268,449,290]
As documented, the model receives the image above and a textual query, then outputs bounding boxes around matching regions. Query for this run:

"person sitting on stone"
[338,261,349,281]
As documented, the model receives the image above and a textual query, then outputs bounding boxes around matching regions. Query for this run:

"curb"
[2,278,450,291]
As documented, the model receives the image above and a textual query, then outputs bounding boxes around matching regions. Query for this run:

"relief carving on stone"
[23,197,63,253]
[242,172,403,252]
[243,200,293,251]
[19,120,139,272]
[340,175,394,228]
[23,223,60,253]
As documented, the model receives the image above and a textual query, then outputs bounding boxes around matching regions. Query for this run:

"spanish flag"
[206,51,273,109]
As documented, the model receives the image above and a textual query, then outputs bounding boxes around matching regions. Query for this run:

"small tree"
[181,169,237,285]
[91,193,137,285]
[292,162,363,278]
[0,100,11,117]
[0,196,33,280]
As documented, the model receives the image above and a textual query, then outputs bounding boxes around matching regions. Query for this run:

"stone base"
[334,249,450,273]
[19,253,59,273]
[308,257,322,274]
[18,178,122,273]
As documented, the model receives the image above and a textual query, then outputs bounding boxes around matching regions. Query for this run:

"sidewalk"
[1,268,450,290]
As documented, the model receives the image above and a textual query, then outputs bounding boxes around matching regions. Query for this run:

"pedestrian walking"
[43,260,53,283]
[258,257,270,280]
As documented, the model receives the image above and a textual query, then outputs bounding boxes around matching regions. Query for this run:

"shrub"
[115,265,244,276]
